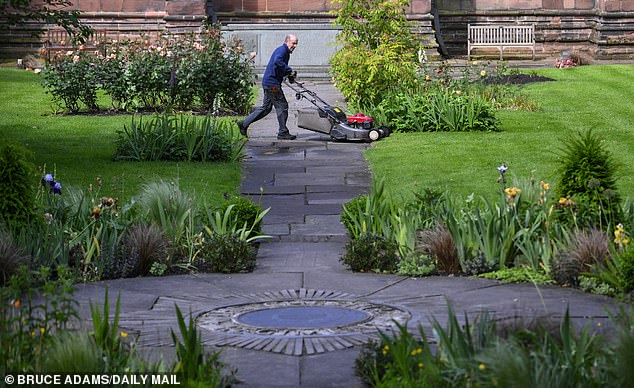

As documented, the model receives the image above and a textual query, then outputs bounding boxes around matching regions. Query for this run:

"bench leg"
[499,46,503,60]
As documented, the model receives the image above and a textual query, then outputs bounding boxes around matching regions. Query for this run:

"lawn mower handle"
[283,78,330,107]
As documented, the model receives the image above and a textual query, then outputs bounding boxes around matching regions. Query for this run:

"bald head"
[285,34,298,53]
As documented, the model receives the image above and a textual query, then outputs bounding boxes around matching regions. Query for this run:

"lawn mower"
[284,77,390,142]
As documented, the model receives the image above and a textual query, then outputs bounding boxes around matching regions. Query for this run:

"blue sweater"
[262,44,293,87]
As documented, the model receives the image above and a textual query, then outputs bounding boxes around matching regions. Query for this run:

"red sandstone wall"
[213,0,429,15]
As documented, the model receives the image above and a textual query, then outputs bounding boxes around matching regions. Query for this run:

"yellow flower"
[479,363,486,370]
[40,327,45,334]
[382,345,389,355]
[472,61,478,65]
[416,348,422,354]
[540,181,550,191]
[614,223,631,246]
[425,75,431,81]
[120,331,128,338]
[480,70,487,77]
[504,187,521,199]
[418,362,424,368]
[455,90,462,95]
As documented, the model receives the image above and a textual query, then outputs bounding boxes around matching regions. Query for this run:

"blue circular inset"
[236,306,371,329]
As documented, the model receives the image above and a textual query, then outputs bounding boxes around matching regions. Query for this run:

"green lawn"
[366,65,634,202]
[0,69,240,205]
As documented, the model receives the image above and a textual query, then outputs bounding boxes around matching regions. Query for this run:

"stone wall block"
[213,0,239,12]
[622,0,634,11]
[267,0,291,12]
[543,0,564,8]
[575,0,595,9]
[123,0,151,13]
[290,0,327,12]
[604,0,622,10]
[102,0,124,12]
[165,0,205,16]
[78,0,101,12]
[411,0,431,13]
[244,0,266,12]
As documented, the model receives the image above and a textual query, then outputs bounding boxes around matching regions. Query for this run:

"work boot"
[277,133,296,140]
[237,121,248,137]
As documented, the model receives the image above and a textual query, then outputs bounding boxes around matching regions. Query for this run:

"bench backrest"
[468,25,534,45]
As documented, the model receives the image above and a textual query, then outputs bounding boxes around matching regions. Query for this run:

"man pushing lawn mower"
[237,34,299,140]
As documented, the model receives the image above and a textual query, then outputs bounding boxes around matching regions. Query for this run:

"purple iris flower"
[52,182,62,195]
[45,174,54,182]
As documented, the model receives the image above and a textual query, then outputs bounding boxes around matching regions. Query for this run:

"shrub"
[197,233,256,273]
[0,142,35,224]
[341,233,399,272]
[41,54,98,113]
[330,0,420,107]
[551,251,583,287]
[219,196,263,233]
[555,129,622,228]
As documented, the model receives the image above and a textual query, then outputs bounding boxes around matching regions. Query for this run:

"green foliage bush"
[219,196,264,233]
[114,114,245,163]
[197,233,256,273]
[329,0,420,107]
[555,129,622,228]
[341,233,399,272]
[0,142,35,224]
[42,26,256,113]
[41,55,98,113]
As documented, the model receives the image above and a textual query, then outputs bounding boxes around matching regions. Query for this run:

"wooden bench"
[468,24,535,60]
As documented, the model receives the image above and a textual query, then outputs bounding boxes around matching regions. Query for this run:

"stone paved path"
[71,81,622,387]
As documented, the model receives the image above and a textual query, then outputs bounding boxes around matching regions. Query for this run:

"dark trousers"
[242,85,289,135]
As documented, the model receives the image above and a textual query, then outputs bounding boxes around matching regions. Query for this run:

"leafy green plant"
[136,180,192,244]
[0,142,36,224]
[396,254,436,277]
[171,305,236,386]
[197,232,256,273]
[479,266,554,284]
[355,322,444,387]
[341,233,399,273]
